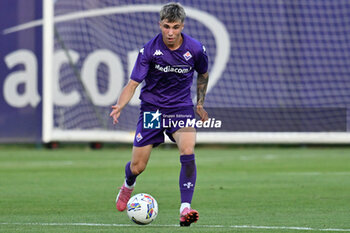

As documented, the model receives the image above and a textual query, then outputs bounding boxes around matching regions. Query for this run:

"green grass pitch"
[0,145,350,233]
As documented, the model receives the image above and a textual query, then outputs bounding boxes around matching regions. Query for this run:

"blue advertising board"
[0,0,42,142]
[1,0,350,143]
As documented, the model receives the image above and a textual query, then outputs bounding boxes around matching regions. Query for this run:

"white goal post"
[41,0,350,144]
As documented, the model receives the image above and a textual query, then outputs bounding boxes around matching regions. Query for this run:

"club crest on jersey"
[136,132,143,142]
[183,51,192,61]
[153,50,163,56]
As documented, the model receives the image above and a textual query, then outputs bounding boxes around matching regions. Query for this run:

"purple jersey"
[130,33,208,107]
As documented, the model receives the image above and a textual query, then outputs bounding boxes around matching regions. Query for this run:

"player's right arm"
[110,79,140,124]
[110,43,152,124]
[110,42,151,124]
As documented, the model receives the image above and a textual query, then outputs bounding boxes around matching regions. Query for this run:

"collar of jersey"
[159,32,186,52]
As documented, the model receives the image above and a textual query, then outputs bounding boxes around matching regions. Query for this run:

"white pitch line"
[1,222,350,232]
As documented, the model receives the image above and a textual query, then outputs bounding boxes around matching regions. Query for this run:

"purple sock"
[125,161,137,186]
[179,154,196,204]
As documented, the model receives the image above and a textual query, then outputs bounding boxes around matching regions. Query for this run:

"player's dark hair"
[160,2,186,23]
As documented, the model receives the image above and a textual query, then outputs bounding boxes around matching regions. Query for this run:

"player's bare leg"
[130,144,153,176]
[173,127,196,155]
[116,144,152,211]
[173,127,199,226]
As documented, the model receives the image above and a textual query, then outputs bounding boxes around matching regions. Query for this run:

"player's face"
[159,19,184,49]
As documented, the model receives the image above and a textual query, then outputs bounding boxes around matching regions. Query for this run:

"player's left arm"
[196,72,209,122]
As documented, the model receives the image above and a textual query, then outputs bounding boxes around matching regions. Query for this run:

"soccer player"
[109,2,209,227]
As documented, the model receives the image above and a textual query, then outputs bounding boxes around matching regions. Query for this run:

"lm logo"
[143,110,162,129]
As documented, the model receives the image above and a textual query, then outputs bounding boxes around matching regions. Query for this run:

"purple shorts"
[133,103,195,147]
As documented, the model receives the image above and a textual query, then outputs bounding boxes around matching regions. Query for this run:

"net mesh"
[53,0,350,135]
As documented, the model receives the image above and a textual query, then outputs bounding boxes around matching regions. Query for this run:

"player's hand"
[196,105,209,122]
[110,104,122,124]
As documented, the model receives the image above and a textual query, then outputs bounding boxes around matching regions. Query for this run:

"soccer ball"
[126,193,158,225]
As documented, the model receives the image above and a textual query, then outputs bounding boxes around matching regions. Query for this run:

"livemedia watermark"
[143,110,222,129]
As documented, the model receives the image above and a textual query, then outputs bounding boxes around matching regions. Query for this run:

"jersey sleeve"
[130,47,151,83]
[194,44,208,74]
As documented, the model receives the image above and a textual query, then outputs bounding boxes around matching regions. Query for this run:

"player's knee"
[180,147,194,155]
[130,163,146,175]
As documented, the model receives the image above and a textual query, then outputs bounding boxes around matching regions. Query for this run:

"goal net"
[44,0,350,143]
